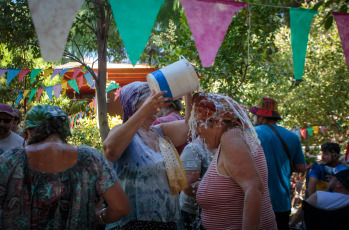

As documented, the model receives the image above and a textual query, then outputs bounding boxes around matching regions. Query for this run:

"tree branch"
[75,17,97,35]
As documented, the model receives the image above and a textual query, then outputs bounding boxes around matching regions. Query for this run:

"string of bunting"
[292,124,340,140]
[68,98,96,128]
[25,0,349,77]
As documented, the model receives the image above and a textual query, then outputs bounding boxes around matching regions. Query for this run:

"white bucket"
[146,57,199,100]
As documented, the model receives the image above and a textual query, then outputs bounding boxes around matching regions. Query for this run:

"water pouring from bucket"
[146,57,200,101]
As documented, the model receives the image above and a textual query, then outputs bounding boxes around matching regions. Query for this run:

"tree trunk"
[95,0,110,142]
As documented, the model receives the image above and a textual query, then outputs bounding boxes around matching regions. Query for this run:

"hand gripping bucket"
[146,57,199,100]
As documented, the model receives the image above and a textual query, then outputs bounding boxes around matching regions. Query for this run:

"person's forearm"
[289,206,303,227]
[242,189,263,230]
[103,111,147,162]
[307,179,317,197]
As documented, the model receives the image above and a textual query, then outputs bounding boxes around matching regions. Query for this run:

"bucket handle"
[179,55,186,60]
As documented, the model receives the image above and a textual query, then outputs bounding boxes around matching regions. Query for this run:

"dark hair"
[321,142,340,154]
[26,116,70,145]
[169,99,183,112]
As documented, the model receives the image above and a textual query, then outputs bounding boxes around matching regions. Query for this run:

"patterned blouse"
[0,145,117,229]
[106,125,181,229]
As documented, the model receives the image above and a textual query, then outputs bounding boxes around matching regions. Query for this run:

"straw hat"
[249,97,281,120]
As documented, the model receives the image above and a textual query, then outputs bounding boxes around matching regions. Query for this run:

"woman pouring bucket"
[103,57,199,229]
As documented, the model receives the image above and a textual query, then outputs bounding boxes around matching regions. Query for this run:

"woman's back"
[0,145,117,229]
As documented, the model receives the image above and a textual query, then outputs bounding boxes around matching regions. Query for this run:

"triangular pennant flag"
[43,69,53,79]
[28,0,85,61]
[18,69,31,83]
[180,0,247,67]
[290,8,318,79]
[319,126,326,134]
[51,68,63,79]
[0,69,8,79]
[72,68,81,79]
[30,69,42,83]
[106,82,120,93]
[332,12,349,69]
[23,90,30,98]
[6,69,21,86]
[53,84,62,98]
[84,72,94,88]
[15,92,23,106]
[68,79,80,94]
[29,89,38,102]
[300,128,307,139]
[114,87,122,101]
[60,68,71,77]
[76,75,84,89]
[37,88,44,102]
[45,86,53,102]
[61,81,68,89]
[306,127,313,136]
[110,0,165,65]
[313,126,319,134]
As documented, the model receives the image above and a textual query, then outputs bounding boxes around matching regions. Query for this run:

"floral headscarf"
[192,92,249,128]
[24,104,71,137]
[120,81,151,122]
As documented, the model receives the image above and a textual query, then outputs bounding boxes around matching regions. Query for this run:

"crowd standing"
[0,82,348,229]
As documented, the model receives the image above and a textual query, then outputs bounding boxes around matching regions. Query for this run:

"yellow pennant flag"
[61,81,68,89]
[43,69,53,79]
[23,90,30,98]
[313,126,319,134]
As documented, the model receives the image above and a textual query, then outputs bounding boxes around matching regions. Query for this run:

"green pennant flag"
[29,89,38,102]
[106,82,120,93]
[110,0,165,65]
[30,69,42,83]
[290,8,317,80]
[306,126,313,136]
[68,79,80,94]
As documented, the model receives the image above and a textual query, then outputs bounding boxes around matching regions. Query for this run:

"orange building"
[58,62,157,117]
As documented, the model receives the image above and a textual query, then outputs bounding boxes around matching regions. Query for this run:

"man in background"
[0,104,25,154]
[308,142,348,197]
[250,97,306,230]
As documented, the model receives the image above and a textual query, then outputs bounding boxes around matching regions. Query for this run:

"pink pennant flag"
[332,12,349,69]
[73,68,81,79]
[37,88,44,102]
[114,87,122,101]
[76,75,84,89]
[180,0,247,67]
[300,128,307,139]
[53,84,62,98]
[18,69,31,83]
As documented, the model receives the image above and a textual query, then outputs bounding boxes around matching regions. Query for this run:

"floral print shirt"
[0,145,117,229]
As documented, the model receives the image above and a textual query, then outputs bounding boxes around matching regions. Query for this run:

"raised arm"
[220,131,264,230]
[103,91,170,162]
[161,93,192,147]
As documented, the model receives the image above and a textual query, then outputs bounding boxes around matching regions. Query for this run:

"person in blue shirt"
[308,142,348,197]
[250,97,306,230]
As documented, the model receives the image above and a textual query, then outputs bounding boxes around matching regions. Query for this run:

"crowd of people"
[0,80,348,229]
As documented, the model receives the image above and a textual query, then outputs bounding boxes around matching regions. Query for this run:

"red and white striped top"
[196,129,277,230]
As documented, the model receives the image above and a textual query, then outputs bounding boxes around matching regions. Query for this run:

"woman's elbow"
[103,143,120,162]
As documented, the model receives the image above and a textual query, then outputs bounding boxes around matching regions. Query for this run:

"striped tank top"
[196,129,277,230]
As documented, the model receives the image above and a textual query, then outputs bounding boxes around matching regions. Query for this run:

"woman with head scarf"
[190,93,277,230]
[103,82,192,229]
[0,105,130,229]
